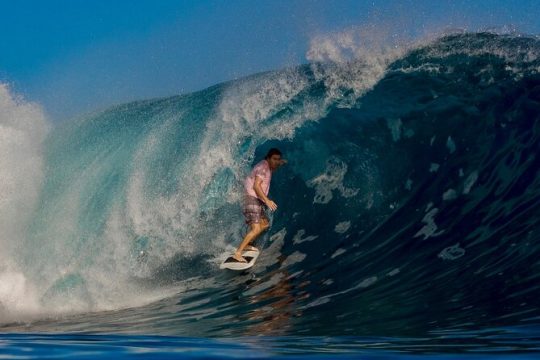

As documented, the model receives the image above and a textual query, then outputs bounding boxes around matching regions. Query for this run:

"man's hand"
[266,199,278,211]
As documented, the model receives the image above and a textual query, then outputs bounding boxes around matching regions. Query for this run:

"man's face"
[268,154,282,170]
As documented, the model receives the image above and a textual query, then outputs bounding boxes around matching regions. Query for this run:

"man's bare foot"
[232,253,247,263]
[244,245,259,252]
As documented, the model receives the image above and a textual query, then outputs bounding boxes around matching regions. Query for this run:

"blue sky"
[1,0,539,122]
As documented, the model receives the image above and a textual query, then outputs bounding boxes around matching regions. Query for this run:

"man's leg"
[243,217,269,251]
[233,223,263,262]
[260,217,270,232]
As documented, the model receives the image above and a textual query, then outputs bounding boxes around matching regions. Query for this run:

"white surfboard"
[220,249,260,271]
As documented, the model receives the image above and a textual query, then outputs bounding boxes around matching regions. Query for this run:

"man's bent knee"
[249,223,263,235]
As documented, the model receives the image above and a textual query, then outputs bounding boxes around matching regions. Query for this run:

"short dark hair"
[265,148,282,159]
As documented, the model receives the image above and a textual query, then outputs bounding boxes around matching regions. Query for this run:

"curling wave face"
[1,33,540,343]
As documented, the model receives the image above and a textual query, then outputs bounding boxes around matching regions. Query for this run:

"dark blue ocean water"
[2,331,540,359]
[0,32,540,358]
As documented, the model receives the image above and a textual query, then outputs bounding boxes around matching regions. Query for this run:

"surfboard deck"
[220,249,260,271]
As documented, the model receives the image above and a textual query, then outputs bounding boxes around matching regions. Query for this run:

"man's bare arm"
[253,177,277,211]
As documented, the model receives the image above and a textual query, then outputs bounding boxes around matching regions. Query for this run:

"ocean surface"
[1,32,540,358]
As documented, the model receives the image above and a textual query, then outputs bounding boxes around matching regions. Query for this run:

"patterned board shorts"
[243,195,268,225]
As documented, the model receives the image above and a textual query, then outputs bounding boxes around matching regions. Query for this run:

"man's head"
[265,148,283,171]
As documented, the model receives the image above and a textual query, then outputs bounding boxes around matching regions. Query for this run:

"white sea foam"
[463,171,479,194]
[292,229,319,245]
[282,251,307,267]
[415,207,444,240]
[387,268,400,277]
[439,243,466,260]
[306,26,406,107]
[331,248,347,259]
[0,84,50,319]
[334,221,351,234]
[307,157,359,204]
[0,84,49,247]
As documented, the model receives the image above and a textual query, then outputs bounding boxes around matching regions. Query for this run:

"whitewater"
[0,31,540,357]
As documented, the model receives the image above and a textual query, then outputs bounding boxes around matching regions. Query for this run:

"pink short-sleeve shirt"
[244,160,272,199]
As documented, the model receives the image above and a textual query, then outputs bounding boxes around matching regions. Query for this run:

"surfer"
[231,148,287,263]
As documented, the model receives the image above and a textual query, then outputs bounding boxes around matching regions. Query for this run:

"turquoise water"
[0,33,540,357]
